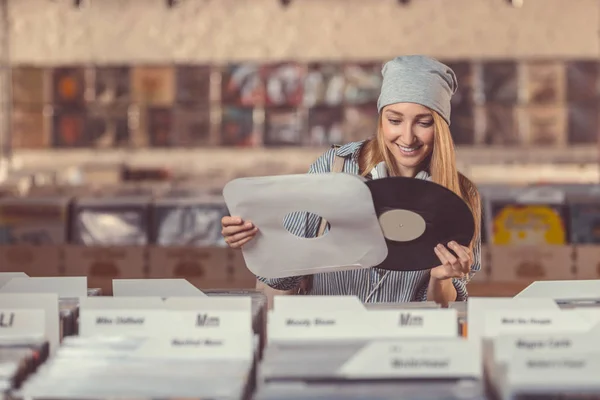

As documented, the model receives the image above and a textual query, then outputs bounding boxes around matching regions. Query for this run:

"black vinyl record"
[366,177,475,271]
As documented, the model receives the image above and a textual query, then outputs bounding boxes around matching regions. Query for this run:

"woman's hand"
[221,216,258,249]
[430,241,473,281]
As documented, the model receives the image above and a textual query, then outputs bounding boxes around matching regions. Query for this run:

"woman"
[221,55,482,306]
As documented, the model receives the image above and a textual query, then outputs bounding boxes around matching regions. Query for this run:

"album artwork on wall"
[175,65,211,106]
[262,63,305,107]
[565,61,599,102]
[53,67,86,108]
[344,63,382,105]
[221,106,258,147]
[12,67,46,105]
[147,107,173,147]
[482,104,521,145]
[482,61,518,104]
[264,107,303,147]
[173,107,212,146]
[307,107,344,147]
[523,62,566,104]
[343,104,378,143]
[221,64,265,107]
[94,66,130,105]
[131,66,175,106]
[567,103,599,144]
[303,63,346,108]
[52,109,88,148]
[86,106,130,148]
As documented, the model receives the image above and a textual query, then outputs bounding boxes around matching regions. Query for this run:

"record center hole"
[283,212,330,238]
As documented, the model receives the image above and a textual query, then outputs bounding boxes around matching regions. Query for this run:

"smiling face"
[380,102,435,177]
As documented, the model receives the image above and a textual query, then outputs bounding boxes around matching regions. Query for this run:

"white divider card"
[112,279,207,297]
[491,333,600,367]
[0,272,28,288]
[505,351,600,392]
[515,280,600,302]
[268,309,458,342]
[0,276,87,298]
[79,296,253,360]
[483,309,596,338]
[0,294,58,354]
[133,310,253,361]
[467,298,559,342]
[0,309,45,338]
[337,339,481,379]
[272,295,366,312]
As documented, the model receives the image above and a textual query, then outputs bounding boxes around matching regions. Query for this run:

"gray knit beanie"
[377,55,458,126]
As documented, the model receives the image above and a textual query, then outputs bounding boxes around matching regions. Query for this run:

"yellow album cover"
[491,203,568,245]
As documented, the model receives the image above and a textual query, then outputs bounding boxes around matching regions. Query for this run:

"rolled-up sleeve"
[452,233,482,301]
[256,148,337,291]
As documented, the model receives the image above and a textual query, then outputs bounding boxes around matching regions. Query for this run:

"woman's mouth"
[397,143,423,156]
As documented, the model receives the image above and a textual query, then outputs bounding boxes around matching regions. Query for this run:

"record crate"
[0,244,257,295]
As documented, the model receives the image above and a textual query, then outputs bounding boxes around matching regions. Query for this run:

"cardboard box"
[63,245,146,279]
[575,245,600,279]
[489,244,574,282]
[0,245,62,276]
[148,246,229,282]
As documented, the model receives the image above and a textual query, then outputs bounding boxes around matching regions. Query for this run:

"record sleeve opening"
[283,211,330,238]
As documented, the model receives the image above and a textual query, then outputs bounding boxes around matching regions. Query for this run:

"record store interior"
[2,0,600,398]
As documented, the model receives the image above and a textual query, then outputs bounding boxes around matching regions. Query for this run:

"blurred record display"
[94,66,130,104]
[86,106,130,148]
[0,197,70,245]
[264,107,303,146]
[344,104,378,143]
[523,62,566,104]
[131,66,175,106]
[11,108,50,149]
[221,106,257,147]
[344,63,382,105]
[490,202,569,245]
[307,107,344,146]
[51,109,88,148]
[565,61,599,102]
[175,65,211,106]
[152,196,228,246]
[72,196,151,246]
[172,106,212,146]
[482,61,518,104]
[569,200,600,244]
[221,64,265,106]
[303,63,345,107]
[567,103,599,144]
[449,104,475,145]
[52,67,86,107]
[520,105,567,146]
[262,63,305,107]
[146,107,173,147]
[482,104,521,145]
[11,66,46,105]
[444,61,475,107]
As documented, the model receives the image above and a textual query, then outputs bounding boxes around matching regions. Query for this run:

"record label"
[378,209,426,242]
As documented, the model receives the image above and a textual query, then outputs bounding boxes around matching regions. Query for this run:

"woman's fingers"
[221,220,254,236]
[229,235,256,249]
[448,241,471,274]
[225,227,258,247]
[434,244,464,279]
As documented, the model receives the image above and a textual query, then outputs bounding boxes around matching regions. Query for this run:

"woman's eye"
[388,119,401,125]
[419,120,433,127]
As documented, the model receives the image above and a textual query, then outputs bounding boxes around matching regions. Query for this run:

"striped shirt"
[257,140,481,303]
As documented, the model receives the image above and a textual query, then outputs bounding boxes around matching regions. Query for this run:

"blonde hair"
[358,110,481,248]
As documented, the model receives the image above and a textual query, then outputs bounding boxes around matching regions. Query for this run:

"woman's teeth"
[397,144,422,153]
